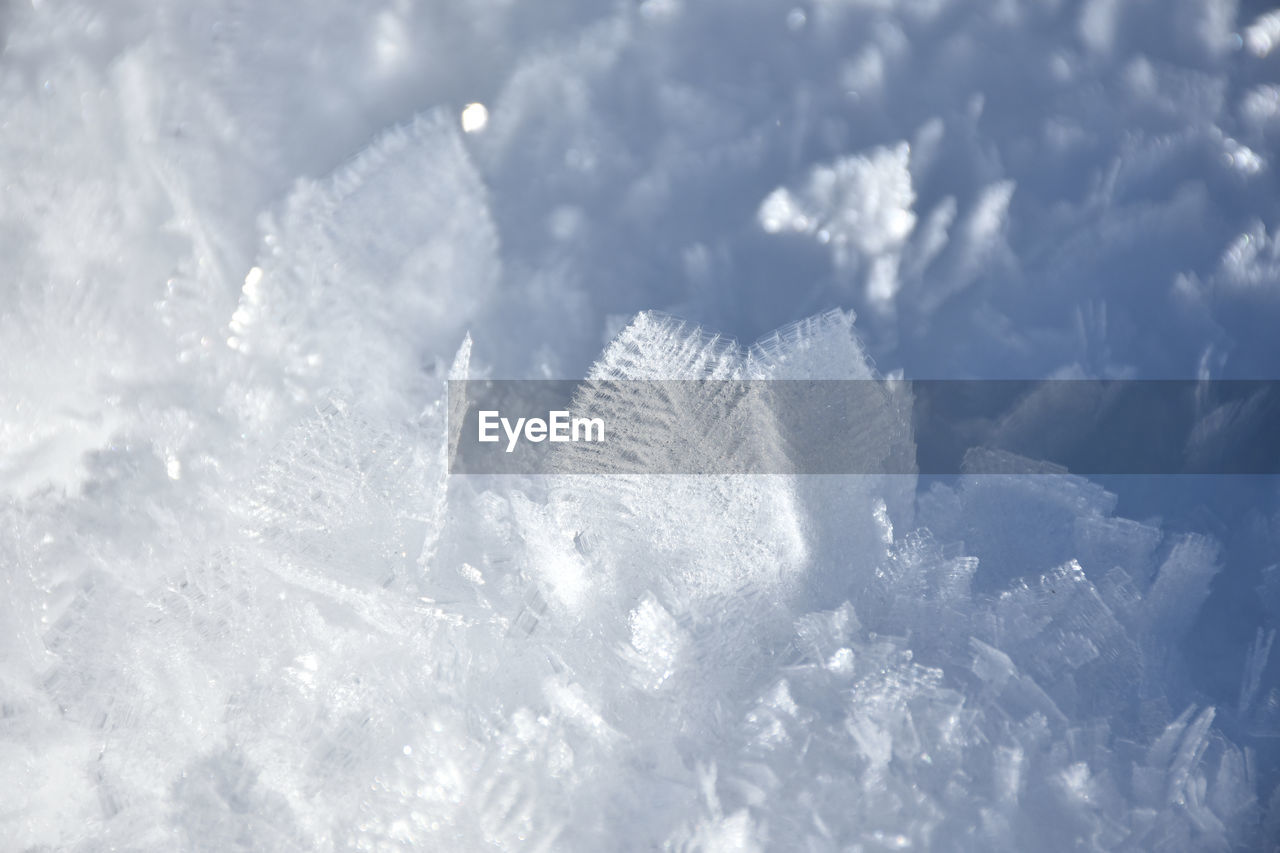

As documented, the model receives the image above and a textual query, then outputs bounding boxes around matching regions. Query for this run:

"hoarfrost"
[2,0,1279,849]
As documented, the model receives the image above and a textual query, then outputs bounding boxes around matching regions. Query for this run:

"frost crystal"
[4,0,1279,849]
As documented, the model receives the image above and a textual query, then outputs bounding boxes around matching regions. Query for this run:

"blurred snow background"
[2,0,1280,849]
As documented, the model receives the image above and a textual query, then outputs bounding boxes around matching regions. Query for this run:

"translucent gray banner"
[447,380,1280,475]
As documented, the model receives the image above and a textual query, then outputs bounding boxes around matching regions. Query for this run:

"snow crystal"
[1244,10,1280,59]
[757,144,917,306]
[4,0,1280,849]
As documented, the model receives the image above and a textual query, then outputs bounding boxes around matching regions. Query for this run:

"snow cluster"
[2,0,1280,850]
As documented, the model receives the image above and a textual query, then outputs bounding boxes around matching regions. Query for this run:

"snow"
[3,0,1280,850]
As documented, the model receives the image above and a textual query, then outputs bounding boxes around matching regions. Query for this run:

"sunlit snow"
[2,1,1280,850]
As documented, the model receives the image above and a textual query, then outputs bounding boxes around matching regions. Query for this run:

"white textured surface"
[2,1,1280,850]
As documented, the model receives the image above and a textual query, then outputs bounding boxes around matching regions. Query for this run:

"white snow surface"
[2,0,1280,850]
